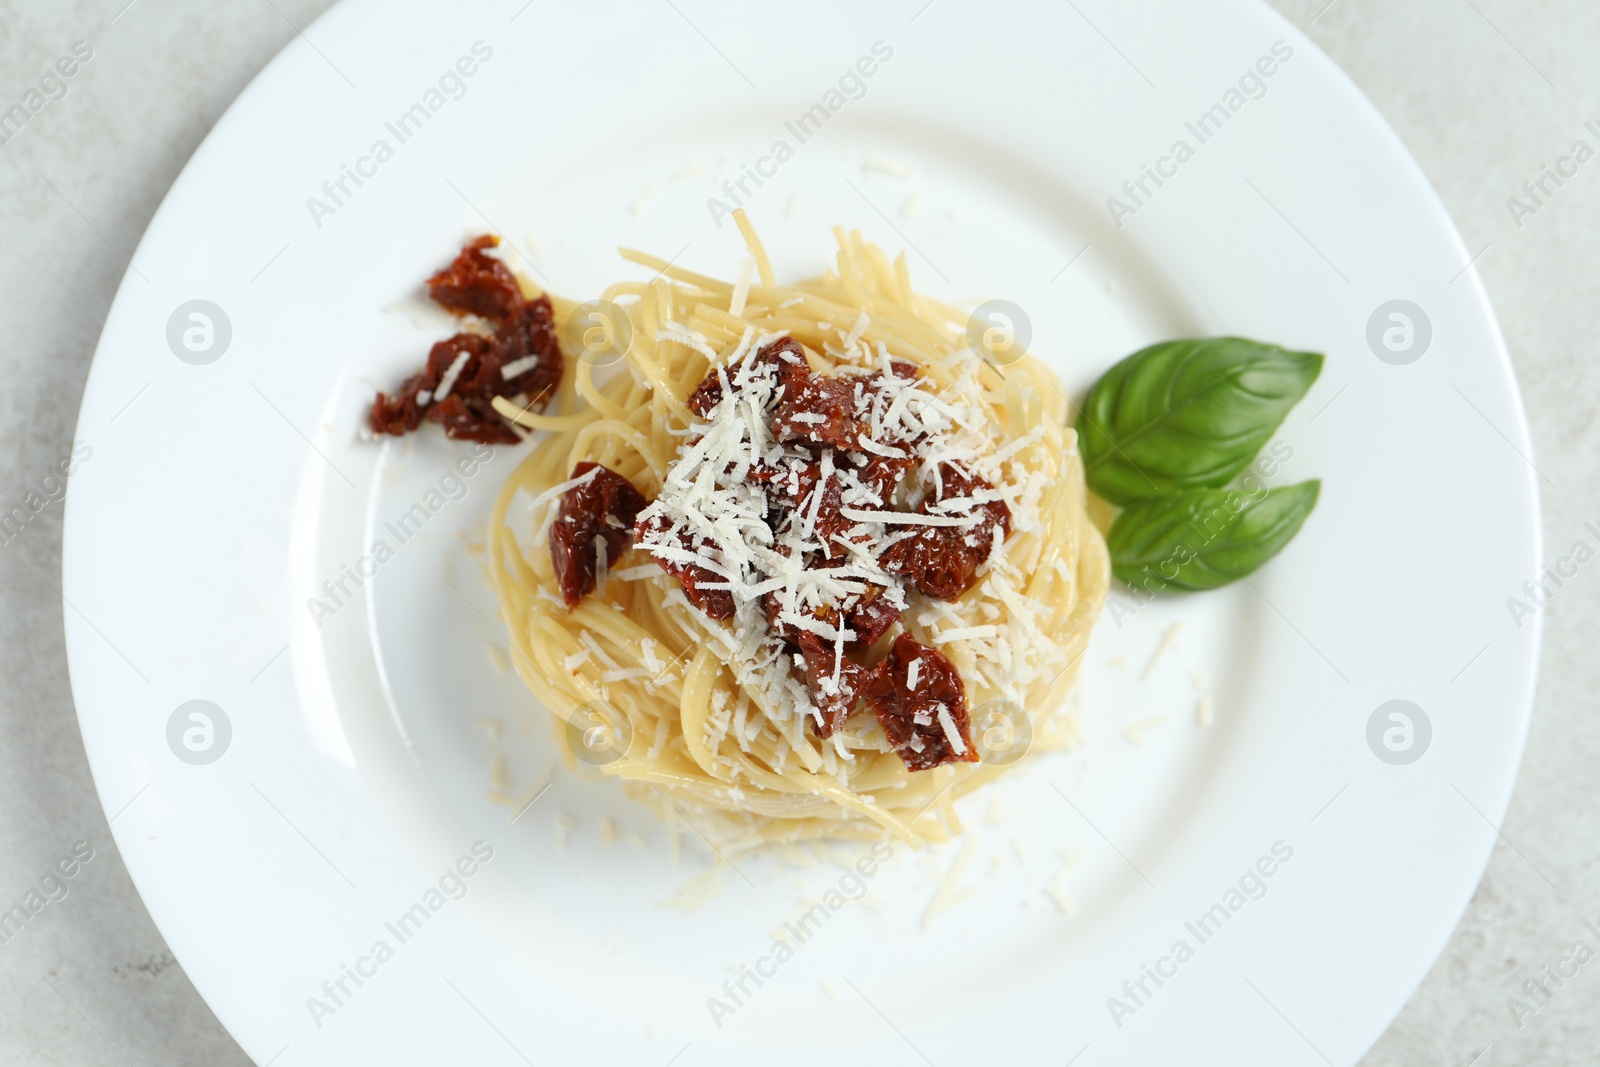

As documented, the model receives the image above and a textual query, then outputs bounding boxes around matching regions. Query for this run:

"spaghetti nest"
[486,214,1107,851]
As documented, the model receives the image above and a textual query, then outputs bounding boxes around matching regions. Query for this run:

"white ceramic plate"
[64,1,1541,1063]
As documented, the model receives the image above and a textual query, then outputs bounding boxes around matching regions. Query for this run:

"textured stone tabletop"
[1,1,1594,1063]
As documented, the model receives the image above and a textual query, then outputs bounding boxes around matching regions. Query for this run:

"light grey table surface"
[1,1,1594,1064]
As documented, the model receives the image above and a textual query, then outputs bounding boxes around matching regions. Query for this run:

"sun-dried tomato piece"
[634,513,737,620]
[424,331,494,381]
[425,394,523,445]
[759,581,801,632]
[879,464,1011,600]
[550,462,649,608]
[881,532,968,600]
[879,532,966,601]
[864,633,977,771]
[426,235,525,322]
[792,631,880,739]
[770,356,922,455]
[762,576,901,654]
[843,584,902,647]
[371,332,489,440]
[438,297,564,418]
[794,465,857,560]
[772,371,876,452]
[756,458,819,510]
[687,336,807,418]
[415,333,523,444]
[679,567,737,620]
[369,370,433,435]
[930,464,1010,529]
[763,453,910,561]
[370,239,566,444]
[851,453,913,504]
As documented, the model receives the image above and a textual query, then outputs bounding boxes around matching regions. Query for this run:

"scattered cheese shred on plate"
[1045,849,1082,914]
[657,867,727,914]
[1141,621,1185,680]
[921,835,979,932]
[1193,669,1214,725]
[865,156,914,178]
[1122,715,1171,747]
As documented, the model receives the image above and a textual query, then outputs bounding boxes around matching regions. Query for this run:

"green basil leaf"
[1108,480,1321,592]
[1077,337,1322,505]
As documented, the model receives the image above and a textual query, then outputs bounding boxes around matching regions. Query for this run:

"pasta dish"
[369,213,1108,850]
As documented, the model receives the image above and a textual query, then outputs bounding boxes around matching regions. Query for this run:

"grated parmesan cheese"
[931,625,999,644]
[434,350,471,401]
[937,705,968,755]
[921,835,977,931]
[1122,715,1170,746]
[1141,622,1185,680]
[616,312,1070,787]
[865,156,914,179]
[501,354,541,379]
[839,509,979,527]
[1045,850,1082,914]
